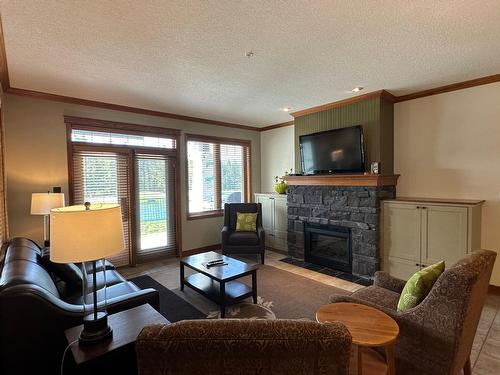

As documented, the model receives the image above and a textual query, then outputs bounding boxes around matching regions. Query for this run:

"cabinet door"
[421,205,468,267]
[382,203,422,265]
[383,256,419,281]
[273,196,288,239]
[256,195,274,233]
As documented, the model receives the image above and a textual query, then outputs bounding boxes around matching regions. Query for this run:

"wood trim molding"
[285,174,400,187]
[0,15,10,91]
[181,243,221,257]
[488,284,500,295]
[64,115,181,136]
[259,121,294,132]
[7,87,261,131]
[395,73,500,103]
[184,133,252,147]
[290,90,397,118]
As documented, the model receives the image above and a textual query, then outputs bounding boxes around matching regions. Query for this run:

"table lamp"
[50,202,125,344]
[30,192,65,247]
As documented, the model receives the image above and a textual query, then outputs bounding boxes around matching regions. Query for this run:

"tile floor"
[120,250,500,374]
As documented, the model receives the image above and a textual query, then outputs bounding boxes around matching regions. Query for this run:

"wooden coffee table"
[316,302,399,375]
[180,251,259,318]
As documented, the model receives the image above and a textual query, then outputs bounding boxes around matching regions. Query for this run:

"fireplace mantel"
[286,174,399,187]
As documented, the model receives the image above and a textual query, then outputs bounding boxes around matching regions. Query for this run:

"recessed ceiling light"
[245,51,255,58]
[352,87,364,93]
[282,107,291,112]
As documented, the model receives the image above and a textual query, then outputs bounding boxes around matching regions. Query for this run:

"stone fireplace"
[285,175,397,278]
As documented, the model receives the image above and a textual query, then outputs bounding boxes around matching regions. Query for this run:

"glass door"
[136,154,177,262]
[72,149,132,267]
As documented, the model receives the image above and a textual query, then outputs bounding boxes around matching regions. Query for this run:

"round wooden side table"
[316,302,399,375]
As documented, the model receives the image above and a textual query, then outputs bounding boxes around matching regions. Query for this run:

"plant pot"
[274,182,287,194]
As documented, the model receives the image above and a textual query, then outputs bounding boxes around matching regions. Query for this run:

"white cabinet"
[254,193,288,252]
[381,198,482,280]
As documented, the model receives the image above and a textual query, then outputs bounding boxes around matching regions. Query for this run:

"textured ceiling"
[1,0,500,127]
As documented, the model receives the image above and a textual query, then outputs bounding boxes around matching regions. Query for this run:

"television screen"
[300,125,365,174]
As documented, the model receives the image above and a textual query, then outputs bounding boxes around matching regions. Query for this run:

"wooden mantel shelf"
[285,174,399,187]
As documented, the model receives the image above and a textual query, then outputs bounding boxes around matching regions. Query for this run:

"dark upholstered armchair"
[136,319,352,375]
[329,249,497,375]
[221,203,265,264]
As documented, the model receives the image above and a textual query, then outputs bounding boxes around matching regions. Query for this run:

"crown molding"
[394,73,500,102]
[0,15,10,91]
[259,120,294,132]
[290,90,396,118]
[6,87,261,131]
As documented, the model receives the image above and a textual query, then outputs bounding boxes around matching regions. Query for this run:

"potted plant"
[274,169,292,194]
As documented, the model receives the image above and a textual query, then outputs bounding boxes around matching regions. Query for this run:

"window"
[186,134,250,219]
[66,116,181,265]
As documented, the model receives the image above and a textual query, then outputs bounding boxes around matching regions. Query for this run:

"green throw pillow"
[235,212,258,232]
[397,261,445,312]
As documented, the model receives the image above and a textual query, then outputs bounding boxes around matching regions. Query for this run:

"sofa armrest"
[373,271,407,293]
[106,287,159,314]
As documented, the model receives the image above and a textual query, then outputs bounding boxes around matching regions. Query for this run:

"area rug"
[129,275,205,322]
[172,265,352,320]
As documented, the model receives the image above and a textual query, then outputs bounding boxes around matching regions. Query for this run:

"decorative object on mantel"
[274,169,292,194]
[370,161,380,174]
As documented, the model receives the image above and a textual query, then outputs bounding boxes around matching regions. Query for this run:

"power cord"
[61,339,78,375]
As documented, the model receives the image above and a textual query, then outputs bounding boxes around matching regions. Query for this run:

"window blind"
[186,135,250,216]
[72,150,132,267]
[135,153,177,262]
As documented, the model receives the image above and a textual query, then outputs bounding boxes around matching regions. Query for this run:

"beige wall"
[3,94,261,252]
[394,82,500,285]
[259,126,295,193]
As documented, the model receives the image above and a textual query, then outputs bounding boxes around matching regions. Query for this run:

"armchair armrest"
[257,226,265,246]
[221,226,230,250]
[373,271,407,293]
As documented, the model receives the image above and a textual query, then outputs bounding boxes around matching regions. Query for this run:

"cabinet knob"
[415,263,420,266]
[416,206,420,209]
[421,264,427,268]
[422,206,427,210]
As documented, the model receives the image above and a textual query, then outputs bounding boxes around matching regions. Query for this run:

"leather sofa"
[0,237,159,375]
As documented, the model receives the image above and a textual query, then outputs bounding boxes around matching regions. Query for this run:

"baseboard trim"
[182,244,221,257]
[265,246,288,255]
[489,284,500,295]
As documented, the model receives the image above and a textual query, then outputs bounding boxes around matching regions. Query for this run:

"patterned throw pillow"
[397,261,445,312]
[235,212,258,232]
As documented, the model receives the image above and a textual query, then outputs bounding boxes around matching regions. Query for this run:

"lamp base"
[79,311,113,345]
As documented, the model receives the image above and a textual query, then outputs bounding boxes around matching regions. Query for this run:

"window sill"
[187,210,224,221]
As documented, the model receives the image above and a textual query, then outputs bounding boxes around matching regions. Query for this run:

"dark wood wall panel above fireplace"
[293,91,394,175]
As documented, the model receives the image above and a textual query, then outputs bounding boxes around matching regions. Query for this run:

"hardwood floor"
[120,250,500,375]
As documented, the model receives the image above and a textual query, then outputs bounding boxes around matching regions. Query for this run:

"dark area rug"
[129,275,205,322]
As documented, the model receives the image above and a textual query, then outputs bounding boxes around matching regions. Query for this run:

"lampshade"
[50,203,125,263]
[31,193,65,215]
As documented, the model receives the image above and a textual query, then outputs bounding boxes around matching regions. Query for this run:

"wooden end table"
[180,251,258,318]
[316,302,399,375]
[64,304,169,375]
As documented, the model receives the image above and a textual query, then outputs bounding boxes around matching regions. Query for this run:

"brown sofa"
[136,319,352,375]
[329,249,496,375]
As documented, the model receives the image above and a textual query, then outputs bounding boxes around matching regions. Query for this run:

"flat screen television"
[300,125,365,174]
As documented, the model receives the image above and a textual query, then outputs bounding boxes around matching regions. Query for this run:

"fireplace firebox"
[304,222,352,273]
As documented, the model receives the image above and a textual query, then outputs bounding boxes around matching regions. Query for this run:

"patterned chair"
[136,319,352,375]
[329,249,497,375]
